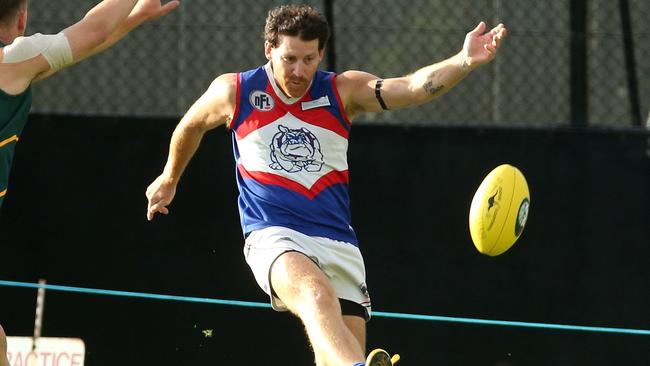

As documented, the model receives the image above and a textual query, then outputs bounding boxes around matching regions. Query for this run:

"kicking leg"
[270,251,365,366]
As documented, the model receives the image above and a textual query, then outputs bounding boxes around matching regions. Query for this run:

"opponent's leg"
[0,324,9,366]
[270,251,365,366]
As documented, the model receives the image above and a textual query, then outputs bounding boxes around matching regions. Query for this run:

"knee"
[271,253,340,313]
[296,277,340,312]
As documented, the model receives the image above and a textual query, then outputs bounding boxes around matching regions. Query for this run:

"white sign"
[6,337,85,366]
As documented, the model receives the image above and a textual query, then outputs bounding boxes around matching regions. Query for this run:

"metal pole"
[570,0,588,127]
[27,279,46,366]
[492,0,503,124]
[645,110,650,159]
[324,0,337,72]
[619,0,642,127]
[177,2,188,113]
[32,279,46,350]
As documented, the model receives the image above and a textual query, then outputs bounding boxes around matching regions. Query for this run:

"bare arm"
[146,73,237,220]
[0,59,47,95]
[339,22,507,119]
[48,0,139,66]
[34,0,180,82]
[0,0,138,91]
[86,0,180,57]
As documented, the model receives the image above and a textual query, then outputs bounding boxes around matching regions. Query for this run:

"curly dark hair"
[264,5,330,50]
[0,0,26,24]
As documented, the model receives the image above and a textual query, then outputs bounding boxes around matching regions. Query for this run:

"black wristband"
[374,79,389,110]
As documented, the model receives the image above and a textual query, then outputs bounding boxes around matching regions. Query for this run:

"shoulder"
[202,73,239,126]
[204,73,238,101]
[210,72,238,90]
[2,34,70,83]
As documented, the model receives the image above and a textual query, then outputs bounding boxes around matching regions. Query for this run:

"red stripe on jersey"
[236,81,349,140]
[235,107,287,140]
[290,107,350,138]
[238,165,349,200]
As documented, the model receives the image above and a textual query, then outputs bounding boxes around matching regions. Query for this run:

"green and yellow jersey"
[0,41,33,208]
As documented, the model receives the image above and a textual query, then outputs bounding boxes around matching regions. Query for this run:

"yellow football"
[469,164,530,256]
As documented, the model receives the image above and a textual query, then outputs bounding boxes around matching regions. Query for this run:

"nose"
[292,62,305,78]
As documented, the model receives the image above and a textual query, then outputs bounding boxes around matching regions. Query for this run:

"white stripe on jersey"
[236,111,348,190]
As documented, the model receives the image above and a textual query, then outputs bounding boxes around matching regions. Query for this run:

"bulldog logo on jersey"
[269,125,324,173]
[249,90,274,111]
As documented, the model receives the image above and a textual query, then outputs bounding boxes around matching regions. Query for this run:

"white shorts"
[243,226,371,317]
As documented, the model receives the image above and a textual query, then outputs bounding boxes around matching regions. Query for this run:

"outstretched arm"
[34,0,180,82]
[146,73,237,220]
[1,0,142,93]
[89,0,179,56]
[339,22,507,119]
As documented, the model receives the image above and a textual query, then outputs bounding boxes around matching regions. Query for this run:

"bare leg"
[271,251,365,366]
[315,316,366,366]
[343,315,366,352]
[0,324,9,366]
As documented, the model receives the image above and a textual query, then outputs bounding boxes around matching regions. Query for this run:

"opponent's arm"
[35,0,179,82]
[146,73,237,220]
[1,0,140,91]
[33,0,180,82]
[54,0,139,61]
[339,22,506,119]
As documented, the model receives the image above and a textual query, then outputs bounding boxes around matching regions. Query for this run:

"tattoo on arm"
[423,80,444,96]
[459,56,470,70]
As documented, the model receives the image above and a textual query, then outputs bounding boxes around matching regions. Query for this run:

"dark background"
[1,115,648,365]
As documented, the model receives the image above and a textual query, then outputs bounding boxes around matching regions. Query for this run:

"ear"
[264,41,273,60]
[319,48,325,62]
[16,9,27,35]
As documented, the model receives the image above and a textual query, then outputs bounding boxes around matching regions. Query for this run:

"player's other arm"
[146,73,237,221]
[339,22,507,118]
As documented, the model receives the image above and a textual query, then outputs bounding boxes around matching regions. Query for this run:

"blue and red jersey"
[230,63,357,245]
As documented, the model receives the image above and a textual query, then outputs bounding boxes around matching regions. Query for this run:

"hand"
[132,0,180,22]
[145,174,177,221]
[461,22,507,68]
